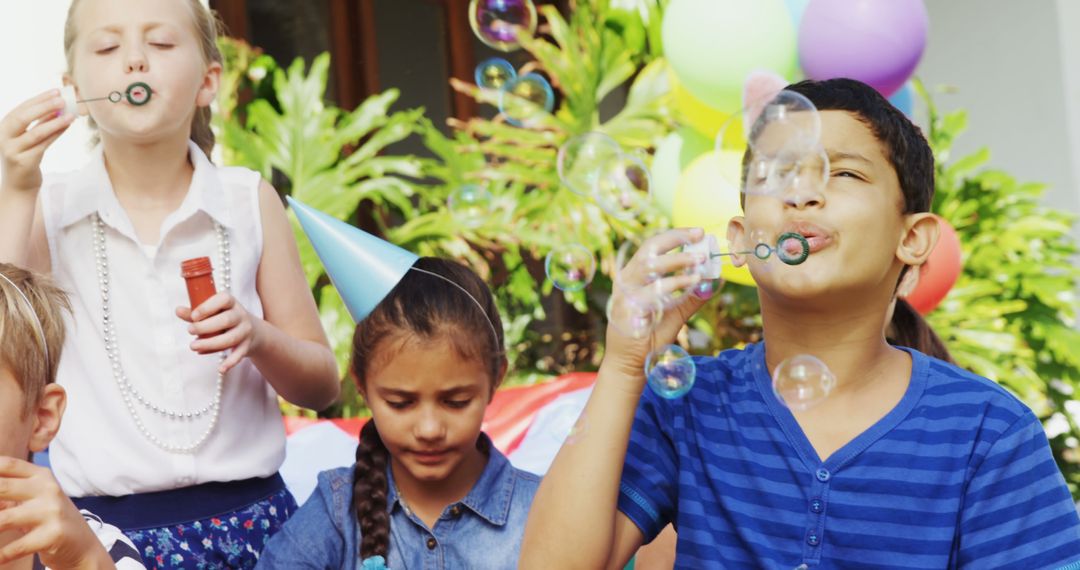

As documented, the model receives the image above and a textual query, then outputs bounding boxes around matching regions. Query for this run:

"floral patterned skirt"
[125,488,297,569]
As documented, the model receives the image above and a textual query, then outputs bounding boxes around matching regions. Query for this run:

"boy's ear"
[28,384,66,454]
[897,212,940,266]
[196,61,223,108]
[726,215,749,268]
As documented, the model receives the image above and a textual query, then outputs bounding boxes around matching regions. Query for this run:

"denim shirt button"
[450,505,462,517]
[426,537,437,550]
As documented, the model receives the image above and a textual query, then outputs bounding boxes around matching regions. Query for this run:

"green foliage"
[915,82,1080,498]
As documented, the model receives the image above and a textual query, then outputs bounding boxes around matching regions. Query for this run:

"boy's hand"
[176,291,263,375]
[603,228,713,383]
[0,458,113,570]
[0,90,76,193]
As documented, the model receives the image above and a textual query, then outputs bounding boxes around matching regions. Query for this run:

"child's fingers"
[175,306,194,323]
[0,91,62,138]
[14,112,74,151]
[0,476,37,502]
[188,310,239,338]
[219,340,249,373]
[190,292,235,322]
[0,457,40,479]
[191,325,245,354]
[0,527,50,565]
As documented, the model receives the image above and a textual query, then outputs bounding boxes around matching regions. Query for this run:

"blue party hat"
[287,196,419,322]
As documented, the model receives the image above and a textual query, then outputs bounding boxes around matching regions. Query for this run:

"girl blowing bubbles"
[258,245,540,569]
[0,0,339,566]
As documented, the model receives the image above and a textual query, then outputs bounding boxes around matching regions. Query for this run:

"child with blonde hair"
[0,0,340,566]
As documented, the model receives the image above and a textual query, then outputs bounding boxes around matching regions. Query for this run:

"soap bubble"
[468,0,538,52]
[448,184,493,228]
[557,132,622,197]
[746,90,821,157]
[591,153,653,220]
[645,344,696,399]
[772,354,836,411]
[474,57,516,90]
[545,243,596,292]
[606,285,664,340]
[499,73,554,126]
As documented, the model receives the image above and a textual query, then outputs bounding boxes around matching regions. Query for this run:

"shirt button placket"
[802,467,831,564]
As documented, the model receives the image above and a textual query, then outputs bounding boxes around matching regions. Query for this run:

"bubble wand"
[61,82,153,116]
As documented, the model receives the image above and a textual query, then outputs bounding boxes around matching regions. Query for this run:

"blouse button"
[426,537,437,550]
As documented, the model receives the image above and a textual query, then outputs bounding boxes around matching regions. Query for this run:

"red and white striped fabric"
[281,373,597,503]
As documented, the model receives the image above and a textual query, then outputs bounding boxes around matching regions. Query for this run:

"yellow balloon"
[671,150,756,286]
[670,71,745,149]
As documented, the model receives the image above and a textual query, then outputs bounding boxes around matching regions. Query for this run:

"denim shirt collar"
[385,433,515,526]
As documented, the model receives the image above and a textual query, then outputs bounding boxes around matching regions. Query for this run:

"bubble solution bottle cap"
[180,257,216,311]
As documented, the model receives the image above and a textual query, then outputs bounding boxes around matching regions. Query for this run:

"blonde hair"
[0,264,71,417]
[63,0,224,157]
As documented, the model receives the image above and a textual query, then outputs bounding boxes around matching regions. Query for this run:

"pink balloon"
[798,0,928,97]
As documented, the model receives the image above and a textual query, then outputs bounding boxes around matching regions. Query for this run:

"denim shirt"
[257,438,540,569]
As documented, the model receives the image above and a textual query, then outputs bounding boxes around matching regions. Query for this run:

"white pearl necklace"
[91,213,228,454]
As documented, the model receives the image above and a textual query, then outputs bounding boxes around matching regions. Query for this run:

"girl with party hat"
[258,199,540,569]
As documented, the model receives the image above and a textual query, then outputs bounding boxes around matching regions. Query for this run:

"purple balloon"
[798,0,928,97]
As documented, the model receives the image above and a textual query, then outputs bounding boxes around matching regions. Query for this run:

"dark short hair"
[782,78,935,213]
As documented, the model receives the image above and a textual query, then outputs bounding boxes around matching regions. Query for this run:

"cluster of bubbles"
[474,57,555,127]
[717,90,829,205]
[469,0,552,126]
[557,132,653,220]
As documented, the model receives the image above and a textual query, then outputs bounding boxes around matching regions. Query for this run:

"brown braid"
[354,420,391,560]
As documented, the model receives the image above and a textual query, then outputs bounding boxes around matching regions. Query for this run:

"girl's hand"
[603,228,712,383]
[0,91,76,193]
[176,292,263,374]
[0,458,112,570]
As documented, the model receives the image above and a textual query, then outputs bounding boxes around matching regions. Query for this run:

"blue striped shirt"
[618,343,1080,569]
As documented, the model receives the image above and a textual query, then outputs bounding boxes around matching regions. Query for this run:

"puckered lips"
[781,220,834,254]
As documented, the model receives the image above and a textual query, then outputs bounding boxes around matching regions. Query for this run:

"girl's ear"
[195,61,222,108]
[897,212,939,266]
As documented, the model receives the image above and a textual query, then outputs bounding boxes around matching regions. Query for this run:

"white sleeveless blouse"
[40,141,285,497]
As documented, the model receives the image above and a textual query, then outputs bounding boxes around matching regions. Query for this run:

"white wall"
[916,0,1080,231]
[0,1,92,172]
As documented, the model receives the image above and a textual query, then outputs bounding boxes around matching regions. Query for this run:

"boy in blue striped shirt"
[521,78,1080,569]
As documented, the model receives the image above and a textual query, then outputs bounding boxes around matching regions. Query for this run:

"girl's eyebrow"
[92,22,171,35]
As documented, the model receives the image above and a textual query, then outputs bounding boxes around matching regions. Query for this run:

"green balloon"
[651,128,713,217]
[662,0,797,113]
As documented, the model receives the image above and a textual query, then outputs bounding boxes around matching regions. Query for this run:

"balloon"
[671,150,756,286]
[798,0,928,98]
[889,81,914,117]
[903,216,962,314]
[671,73,742,144]
[663,0,797,114]
[783,0,809,28]
[651,127,713,216]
